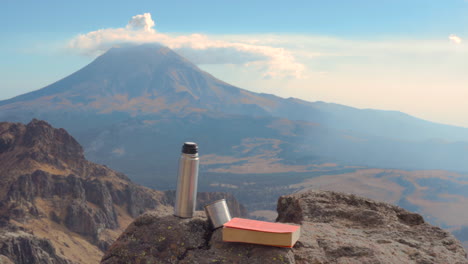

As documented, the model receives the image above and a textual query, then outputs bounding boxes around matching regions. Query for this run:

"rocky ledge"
[102,190,468,264]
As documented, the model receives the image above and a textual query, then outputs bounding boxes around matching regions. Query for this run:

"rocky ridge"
[0,120,246,263]
[102,190,468,264]
[0,119,169,263]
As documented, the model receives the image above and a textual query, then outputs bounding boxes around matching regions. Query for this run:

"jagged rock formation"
[0,119,247,263]
[0,119,169,263]
[0,226,70,264]
[102,190,468,264]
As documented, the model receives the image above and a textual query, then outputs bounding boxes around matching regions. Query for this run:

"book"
[222,217,301,248]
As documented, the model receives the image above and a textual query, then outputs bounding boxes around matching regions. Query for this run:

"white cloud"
[126,13,155,32]
[68,13,305,79]
[66,14,468,127]
[449,34,462,44]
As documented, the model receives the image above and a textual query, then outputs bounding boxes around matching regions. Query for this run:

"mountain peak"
[0,43,264,115]
[0,119,169,263]
[94,43,194,69]
[0,119,86,179]
[0,43,235,109]
[106,43,177,57]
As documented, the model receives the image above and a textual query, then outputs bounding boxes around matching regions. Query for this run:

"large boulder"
[102,190,468,263]
[101,212,294,264]
[277,190,467,263]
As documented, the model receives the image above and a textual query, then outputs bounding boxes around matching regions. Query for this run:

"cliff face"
[0,120,169,263]
[0,225,70,264]
[0,119,248,263]
[102,190,468,264]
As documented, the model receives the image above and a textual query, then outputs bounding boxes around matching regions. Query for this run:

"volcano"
[1,43,468,186]
[0,44,326,123]
[2,44,468,248]
[2,43,468,140]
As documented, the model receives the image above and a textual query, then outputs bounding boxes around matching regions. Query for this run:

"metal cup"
[204,199,232,229]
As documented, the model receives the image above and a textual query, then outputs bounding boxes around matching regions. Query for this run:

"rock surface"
[0,120,168,261]
[102,190,468,264]
[102,211,295,264]
[0,226,70,264]
[0,119,248,263]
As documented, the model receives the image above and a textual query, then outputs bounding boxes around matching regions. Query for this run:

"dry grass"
[12,198,141,264]
[13,217,103,264]
[291,169,405,204]
[202,138,338,174]
[406,193,468,226]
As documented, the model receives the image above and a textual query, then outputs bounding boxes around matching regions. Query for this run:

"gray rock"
[102,190,468,263]
[0,230,70,264]
[278,190,468,264]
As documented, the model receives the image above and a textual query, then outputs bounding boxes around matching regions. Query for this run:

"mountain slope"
[0,119,248,263]
[0,44,467,187]
[0,44,323,121]
[0,119,170,263]
[4,44,468,143]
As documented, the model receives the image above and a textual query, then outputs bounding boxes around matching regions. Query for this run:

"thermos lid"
[182,142,198,154]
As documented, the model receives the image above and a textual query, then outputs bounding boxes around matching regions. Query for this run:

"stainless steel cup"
[204,199,232,229]
[174,142,199,218]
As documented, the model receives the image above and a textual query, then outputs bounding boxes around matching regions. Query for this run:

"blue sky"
[2,0,468,126]
[4,0,467,35]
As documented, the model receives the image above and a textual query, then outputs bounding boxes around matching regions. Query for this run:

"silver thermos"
[174,142,199,218]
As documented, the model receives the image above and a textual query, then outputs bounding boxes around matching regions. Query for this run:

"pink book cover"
[223,218,299,233]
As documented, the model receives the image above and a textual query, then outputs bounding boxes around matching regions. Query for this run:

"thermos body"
[174,142,199,218]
